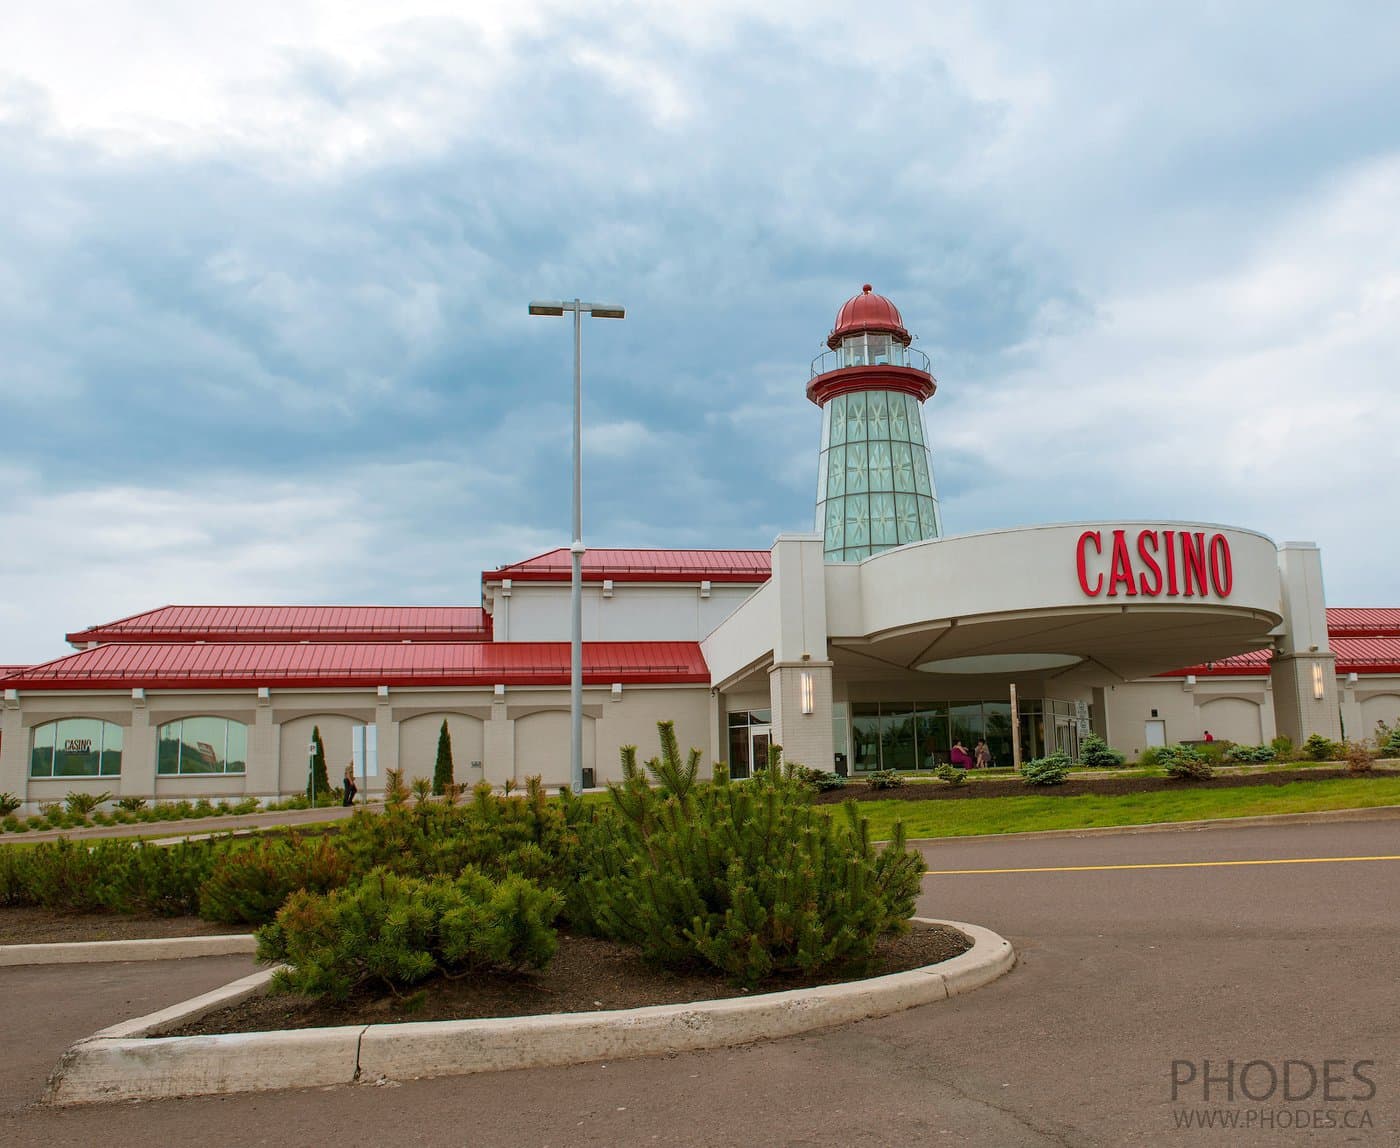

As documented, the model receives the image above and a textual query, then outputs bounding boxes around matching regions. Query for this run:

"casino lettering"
[1076,528,1233,599]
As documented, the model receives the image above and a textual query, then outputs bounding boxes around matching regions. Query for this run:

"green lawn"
[834,774,1400,841]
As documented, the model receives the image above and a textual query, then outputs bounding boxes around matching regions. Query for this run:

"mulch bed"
[162,922,971,1037]
[813,767,1388,803]
[0,907,254,945]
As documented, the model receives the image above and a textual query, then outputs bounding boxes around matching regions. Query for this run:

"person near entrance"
[950,740,973,769]
[974,739,992,769]
[342,762,358,806]
[1203,730,1214,743]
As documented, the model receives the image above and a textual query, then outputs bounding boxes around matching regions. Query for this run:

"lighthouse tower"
[810,285,942,561]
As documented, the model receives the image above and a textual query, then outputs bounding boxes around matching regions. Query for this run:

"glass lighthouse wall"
[816,388,941,561]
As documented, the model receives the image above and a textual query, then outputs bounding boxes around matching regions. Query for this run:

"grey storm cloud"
[1,2,1399,661]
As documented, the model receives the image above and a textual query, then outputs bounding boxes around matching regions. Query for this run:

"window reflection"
[29,719,123,778]
[157,717,248,775]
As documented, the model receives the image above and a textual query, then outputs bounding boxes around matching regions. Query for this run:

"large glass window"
[880,705,918,770]
[30,718,123,778]
[157,717,247,775]
[851,704,882,771]
[817,388,941,562]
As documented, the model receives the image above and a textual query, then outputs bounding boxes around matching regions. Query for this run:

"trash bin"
[833,752,848,777]
[581,767,596,789]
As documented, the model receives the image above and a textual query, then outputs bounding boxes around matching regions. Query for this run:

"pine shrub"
[1224,743,1276,764]
[864,768,903,790]
[1078,734,1126,768]
[257,866,561,1000]
[199,835,351,925]
[1302,733,1340,762]
[1020,751,1072,786]
[934,764,968,786]
[1159,744,1213,780]
[568,725,925,986]
[0,793,21,817]
[1373,720,1400,758]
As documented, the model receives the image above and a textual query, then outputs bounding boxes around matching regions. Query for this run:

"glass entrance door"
[751,726,772,773]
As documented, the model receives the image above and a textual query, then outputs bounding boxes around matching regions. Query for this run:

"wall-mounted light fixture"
[1312,662,1325,700]
[493,684,506,700]
[611,682,623,701]
[1346,672,1359,685]
[800,670,815,715]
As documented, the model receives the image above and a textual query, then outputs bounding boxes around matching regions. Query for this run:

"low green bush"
[863,768,903,790]
[1270,734,1296,762]
[257,866,562,1000]
[2,815,22,833]
[1344,740,1377,775]
[1302,733,1341,761]
[65,791,111,817]
[199,835,351,925]
[792,766,847,792]
[1160,744,1213,780]
[107,841,218,916]
[1224,743,1276,764]
[1078,734,1126,768]
[568,726,925,986]
[116,796,147,812]
[0,793,21,817]
[934,764,968,786]
[1021,752,1072,786]
[1374,720,1400,758]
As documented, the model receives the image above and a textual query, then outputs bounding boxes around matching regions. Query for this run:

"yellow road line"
[924,855,1400,875]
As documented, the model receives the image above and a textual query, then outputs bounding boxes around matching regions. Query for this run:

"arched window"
[157,717,248,775]
[30,718,124,778]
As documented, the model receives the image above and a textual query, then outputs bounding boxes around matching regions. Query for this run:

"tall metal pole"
[570,300,585,795]
[1010,683,1022,771]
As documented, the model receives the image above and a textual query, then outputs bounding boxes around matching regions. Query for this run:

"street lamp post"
[307,740,318,805]
[528,298,626,795]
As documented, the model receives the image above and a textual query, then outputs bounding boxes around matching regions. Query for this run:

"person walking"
[974,738,992,769]
[342,762,358,806]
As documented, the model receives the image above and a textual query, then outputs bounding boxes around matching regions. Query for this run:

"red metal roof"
[1164,635,1400,678]
[484,548,772,584]
[5,641,709,691]
[1325,608,1400,637]
[0,666,28,680]
[827,284,911,349]
[66,606,491,646]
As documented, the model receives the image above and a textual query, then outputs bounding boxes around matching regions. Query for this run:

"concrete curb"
[0,934,258,967]
[43,918,1013,1105]
[907,803,1400,846]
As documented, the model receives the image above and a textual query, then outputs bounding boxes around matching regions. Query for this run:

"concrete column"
[709,689,726,775]
[1338,676,1363,742]
[246,694,279,799]
[484,695,513,788]
[374,692,397,794]
[1090,687,1109,742]
[1271,654,1341,745]
[122,700,156,800]
[1271,542,1342,744]
[0,693,25,804]
[768,662,834,771]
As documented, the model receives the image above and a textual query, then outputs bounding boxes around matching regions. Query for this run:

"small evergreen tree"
[306,725,331,803]
[432,719,455,795]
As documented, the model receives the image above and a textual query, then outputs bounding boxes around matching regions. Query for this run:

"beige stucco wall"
[1100,678,1277,757]
[491,581,758,643]
[397,712,486,786]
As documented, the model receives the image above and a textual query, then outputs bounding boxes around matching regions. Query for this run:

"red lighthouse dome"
[827,284,911,349]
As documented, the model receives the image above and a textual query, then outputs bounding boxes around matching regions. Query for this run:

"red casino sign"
[1076,529,1233,599]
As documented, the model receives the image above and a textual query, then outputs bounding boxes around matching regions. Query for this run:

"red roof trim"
[4,641,710,691]
[805,365,936,408]
[67,606,492,645]
[484,548,772,584]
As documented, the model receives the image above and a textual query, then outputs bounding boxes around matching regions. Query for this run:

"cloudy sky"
[2,2,1398,663]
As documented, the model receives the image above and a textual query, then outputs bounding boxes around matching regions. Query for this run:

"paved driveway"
[4,817,1396,1146]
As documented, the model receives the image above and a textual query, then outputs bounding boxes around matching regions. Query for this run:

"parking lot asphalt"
[3,816,1396,1146]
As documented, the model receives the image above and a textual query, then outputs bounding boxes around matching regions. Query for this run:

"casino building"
[2,287,1398,808]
